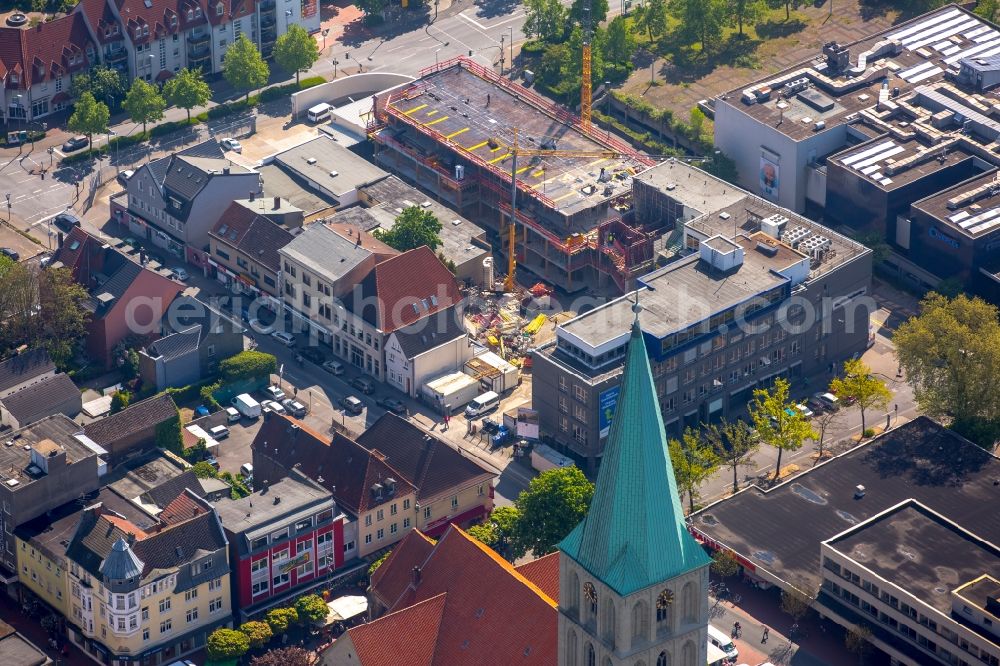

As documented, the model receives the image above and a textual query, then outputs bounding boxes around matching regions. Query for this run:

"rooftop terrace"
[376,57,653,219]
[912,169,1000,237]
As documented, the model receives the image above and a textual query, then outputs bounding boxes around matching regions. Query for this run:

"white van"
[307,102,332,123]
[465,391,500,418]
[707,625,739,660]
[231,393,261,419]
[240,463,253,478]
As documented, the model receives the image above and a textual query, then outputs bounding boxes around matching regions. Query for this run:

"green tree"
[844,624,873,664]
[668,428,720,513]
[265,607,299,635]
[705,418,759,494]
[154,409,184,454]
[523,0,568,42]
[373,206,442,251]
[294,595,328,624]
[274,24,320,85]
[223,34,270,102]
[123,78,166,134]
[71,66,125,110]
[240,620,273,649]
[67,92,110,152]
[355,0,387,19]
[688,106,709,143]
[368,550,392,578]
[191,461,218,479]
[163,68,211,122]
[703,150,740,185]
[769,0,802,21]
[207,627,250,660]
[183,438,208,464]
[894,293,1000,433]
[749,377,817,481]
[856,231,891,266]
[110,390,131,414]
[634,0,668,42]
[37,266,90,368]
[671,0,727,51]
[220,350,278,383]
[603,16,636,73]
[710,549,739,578]
[513,466,594,558]
[977,0,999,22]
[829,358,891,434]
[728,0,765,35]
[121,348,140,380]
[467,506,521,559]
[570,0,609,26]
[250,647,311,666]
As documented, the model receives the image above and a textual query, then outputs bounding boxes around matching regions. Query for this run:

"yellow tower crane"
[581,0,593,129]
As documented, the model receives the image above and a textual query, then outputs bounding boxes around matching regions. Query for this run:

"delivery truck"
[422,372,481,414]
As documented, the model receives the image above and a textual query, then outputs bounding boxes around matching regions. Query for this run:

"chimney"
[356,234,361,247]
[250,191,255,202]
[273,196,280,210]
[223,166,231,175]
[57,232,64,249]
[412,566,421,585]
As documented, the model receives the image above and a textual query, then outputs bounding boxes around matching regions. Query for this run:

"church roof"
[559,306,712,596]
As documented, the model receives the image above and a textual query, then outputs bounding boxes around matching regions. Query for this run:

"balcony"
[260,14,275,28]
[104,48,127,63]
[187,31,210,46]
[259,0,275,11]
[188,41,210,57]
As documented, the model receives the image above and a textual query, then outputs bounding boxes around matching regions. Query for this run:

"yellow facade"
[357,490,418,558]
[416,480,493,533]
[16,536,71,617]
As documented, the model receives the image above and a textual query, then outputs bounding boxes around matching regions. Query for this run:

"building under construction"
[368,57,659,293]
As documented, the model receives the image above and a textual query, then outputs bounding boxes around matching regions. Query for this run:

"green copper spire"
[559,296,712,596]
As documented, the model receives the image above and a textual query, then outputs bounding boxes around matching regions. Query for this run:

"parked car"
[52,212,81,231]
[271,331,296,347]
[322,360,345,375]
[204,455,220,470]
[261,399,286,415]
[351,376,375,395]
[299,346,326,364]
[249,318,275,335]
[225,406,241,423]
[794,403,814,419]
[116,169,135,186]
[169,267,189,281]
[341,395,364,415]
[220,138,242,153]
[810,392,840,412]
[240,463,253,478]
[264,385,286,401]
[281,398,307,418]
[231,393,261,419]
[0,248,19,261]
[376,396,407,416]
[62,135,89,152]
[209,425,230,440]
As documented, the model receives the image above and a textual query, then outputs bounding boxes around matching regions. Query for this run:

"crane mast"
[581,1,592,128]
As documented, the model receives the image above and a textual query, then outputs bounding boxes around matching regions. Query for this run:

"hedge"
[219,350,277,384]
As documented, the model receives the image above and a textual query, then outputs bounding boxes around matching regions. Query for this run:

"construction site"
[368,56,661,293]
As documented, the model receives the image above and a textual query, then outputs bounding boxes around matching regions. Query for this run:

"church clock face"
[657,589,674,609]
[584,582,597,604]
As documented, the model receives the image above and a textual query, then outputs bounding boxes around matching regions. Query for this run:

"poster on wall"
[599,386,620,438]
[759,156,780,200]
[516,408,540,440]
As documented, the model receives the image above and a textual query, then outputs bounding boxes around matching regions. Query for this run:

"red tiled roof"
[0,28,24,85]
[515,552,561,604]
[16,13,96,87]
[78,0,125,45]
[116,0,206,45]
[204,0,258,27]
[348,246,462,334]
[349,526,557,665]
[349,594,445,666]
[158,488,209,525]
[369,530,436,609]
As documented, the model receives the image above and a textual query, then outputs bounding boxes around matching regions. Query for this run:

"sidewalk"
[0,593,92,666]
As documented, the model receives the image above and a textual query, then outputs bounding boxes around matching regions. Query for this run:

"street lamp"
[321,28,329,52]
[435,47,442,68]
[47,146,54,167]
[4,194,10,221]
[332,57,339,78]
[605,81,611,116]
[507,26,514,77]
[499,34,505,75]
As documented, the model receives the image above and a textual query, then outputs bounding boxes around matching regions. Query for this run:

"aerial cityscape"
[0,0,996,664]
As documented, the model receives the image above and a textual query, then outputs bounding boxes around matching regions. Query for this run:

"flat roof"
[104,452,186,501]
[0,621,48,666]
[273,136,388,199]
[719,6,1000,142]
[381,60,649,218]
[828,134,978,190]
[561,232,794,347]
[827,501,1000,617]
[0,415,96,492]
[955,575,1000,613]
[689,417,1000,595]
[214,473,332,534]
[260,164,337,215]
[912,169,1000,237]
[633,159,746,218]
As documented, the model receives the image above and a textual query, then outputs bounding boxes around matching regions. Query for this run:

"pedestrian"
[444,413,450,429]
[761,625,769,643]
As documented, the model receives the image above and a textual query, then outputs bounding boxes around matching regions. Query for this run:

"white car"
[795,403,814,419]
[271,331,296,347]
[261,400,286,415]
[264,385,286,401]
[220,138,242,153]
[249,318,274,335]
[225,406,241,423]
[170,267,189,281]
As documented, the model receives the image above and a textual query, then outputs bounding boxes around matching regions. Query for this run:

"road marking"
[31,189,43,194]
[588,157,610,167]
[446,127,469,139]
[402,103,427,115]
[425,109,438,117]
[425,115,449,126]
[458,9,525,31]
[467,140,489,151]
[531,169,545,177]
[488,152,511,164]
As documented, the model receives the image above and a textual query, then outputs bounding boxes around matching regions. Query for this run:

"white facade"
[385,332,472,398]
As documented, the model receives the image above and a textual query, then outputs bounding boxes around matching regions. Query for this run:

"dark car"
[299,346,326,364]
[0,248,19,261]
[351,376,375,395]
[376,396,407,416]
[52,212,81,232]
[62,136,89,152]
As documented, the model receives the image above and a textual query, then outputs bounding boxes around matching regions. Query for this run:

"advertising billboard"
[599,386,620,438]
[516,408,540,440]
[759,156,779,200]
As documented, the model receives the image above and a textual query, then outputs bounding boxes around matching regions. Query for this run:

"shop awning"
[323,595,368,624]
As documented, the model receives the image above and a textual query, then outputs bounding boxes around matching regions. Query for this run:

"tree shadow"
[755,18,807,40]
[859,0,918,23]
[657,33,761,85]
[473,0,520,19]
[338,7,431,48]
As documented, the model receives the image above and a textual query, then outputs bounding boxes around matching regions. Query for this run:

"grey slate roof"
[391,307,467,359]
[280,223,372,283]
[99,537,144,581]
[147,326,201,361]
[90,261,141,315]
[83,393,178,450]
[0,349,54,394]
[142,469,207,509]
[211,202,296,272]
[1,373,80,423]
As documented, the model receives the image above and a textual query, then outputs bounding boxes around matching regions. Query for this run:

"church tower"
[558,301,713,666]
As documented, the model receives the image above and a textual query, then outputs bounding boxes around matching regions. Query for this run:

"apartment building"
[533,187,872,469]
[119,140,261,269]
[0,416,102,596]
[213,469,345,622]
[690,417,1000,666]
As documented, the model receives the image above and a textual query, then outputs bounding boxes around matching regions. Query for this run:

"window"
[376,509,384,522]
[294,518,312,531]
[143,628,150,641]
[424,506,431,519]
[390,523,397,534]
[403,518,410,529]
[160,620,172,634]
[559,376,568,392]
[216,2,224,14]
[141,607,149,621]
[364,534,372,545]
[186,608,198,623]
[376,528,384,540]
[365,515,372,527]
[573,385,586,401]
[185,589,197,602]
[478,484,485,496]
[159,599,171,613]
[403,499,410,510]
[344,540,356,552]
[208,578,222,591]
[209,597,223,613]
[390,504,397,516]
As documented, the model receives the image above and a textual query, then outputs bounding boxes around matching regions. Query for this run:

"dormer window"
[170,16,177,27]
[216,2,224,15]
[134,27,141,38]
[142,25,149,36]
[195,6,201,16]
[186,8,193,19]
[9,74,17,84]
